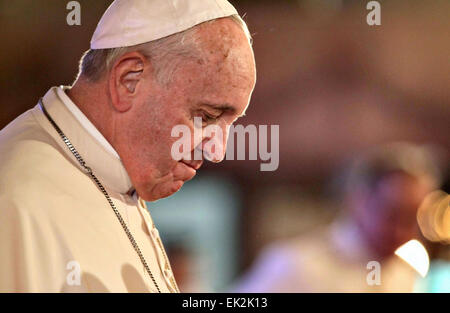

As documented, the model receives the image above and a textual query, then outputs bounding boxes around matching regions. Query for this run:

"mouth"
[180,160,203,171]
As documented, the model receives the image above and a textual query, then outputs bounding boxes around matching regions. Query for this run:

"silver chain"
[38,99,161,293]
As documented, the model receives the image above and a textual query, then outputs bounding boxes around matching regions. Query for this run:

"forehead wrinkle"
[191,19,255,83]
[195,19,245,61]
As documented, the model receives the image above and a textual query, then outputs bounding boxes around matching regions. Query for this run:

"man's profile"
[0,0,256,292]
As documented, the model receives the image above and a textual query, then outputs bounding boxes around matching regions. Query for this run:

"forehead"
[173,20,256,112]
[196,18,254,77]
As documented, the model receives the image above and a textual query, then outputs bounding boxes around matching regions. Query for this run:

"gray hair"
[76,15,252,85]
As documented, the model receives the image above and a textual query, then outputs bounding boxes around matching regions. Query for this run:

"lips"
[180,160,203,171]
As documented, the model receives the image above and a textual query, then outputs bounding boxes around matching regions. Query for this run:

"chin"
[137,180,184,202]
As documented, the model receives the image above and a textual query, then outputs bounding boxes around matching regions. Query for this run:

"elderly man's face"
[120,18,256,201]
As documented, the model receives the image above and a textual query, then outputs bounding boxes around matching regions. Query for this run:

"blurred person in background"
[232,143,441,292]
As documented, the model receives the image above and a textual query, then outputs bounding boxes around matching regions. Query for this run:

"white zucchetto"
[91,0,241,49]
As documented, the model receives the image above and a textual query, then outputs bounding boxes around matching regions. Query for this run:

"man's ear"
[109,51,147,112]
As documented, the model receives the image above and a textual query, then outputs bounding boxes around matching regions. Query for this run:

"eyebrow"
[202,103,246,118]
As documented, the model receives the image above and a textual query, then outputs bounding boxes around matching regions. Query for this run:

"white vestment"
[233,220,419,292]
[0,87,178,293]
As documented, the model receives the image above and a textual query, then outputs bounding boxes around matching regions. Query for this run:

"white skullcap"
[90,0,241,49]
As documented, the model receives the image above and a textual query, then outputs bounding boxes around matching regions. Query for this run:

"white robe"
[233,220,419,292]
[0,87,178,293]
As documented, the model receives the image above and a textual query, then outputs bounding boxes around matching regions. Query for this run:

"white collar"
[57,86,120,159]
[36,87,134,195]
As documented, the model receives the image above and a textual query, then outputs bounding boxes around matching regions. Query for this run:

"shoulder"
[0,106,57,161]
[0,108,80,214]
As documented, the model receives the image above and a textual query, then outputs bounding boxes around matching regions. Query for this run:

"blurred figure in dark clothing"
[232,143,441,292]
[343,143,441,260]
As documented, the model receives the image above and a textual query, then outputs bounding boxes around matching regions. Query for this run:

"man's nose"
[201,124,230,163]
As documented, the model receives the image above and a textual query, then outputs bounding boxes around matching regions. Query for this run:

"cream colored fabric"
[0,87,177,292]
[91,0,241,49]
[234,220,419,293]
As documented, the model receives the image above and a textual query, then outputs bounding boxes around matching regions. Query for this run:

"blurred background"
[1,0,448,292]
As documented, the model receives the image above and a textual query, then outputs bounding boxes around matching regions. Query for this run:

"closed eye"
[201,111,221,124]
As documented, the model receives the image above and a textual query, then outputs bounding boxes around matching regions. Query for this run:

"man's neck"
[66,79,115,151]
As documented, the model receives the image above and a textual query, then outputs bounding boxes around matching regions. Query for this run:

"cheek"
[129,110,176,168]
[157,109,196,161]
